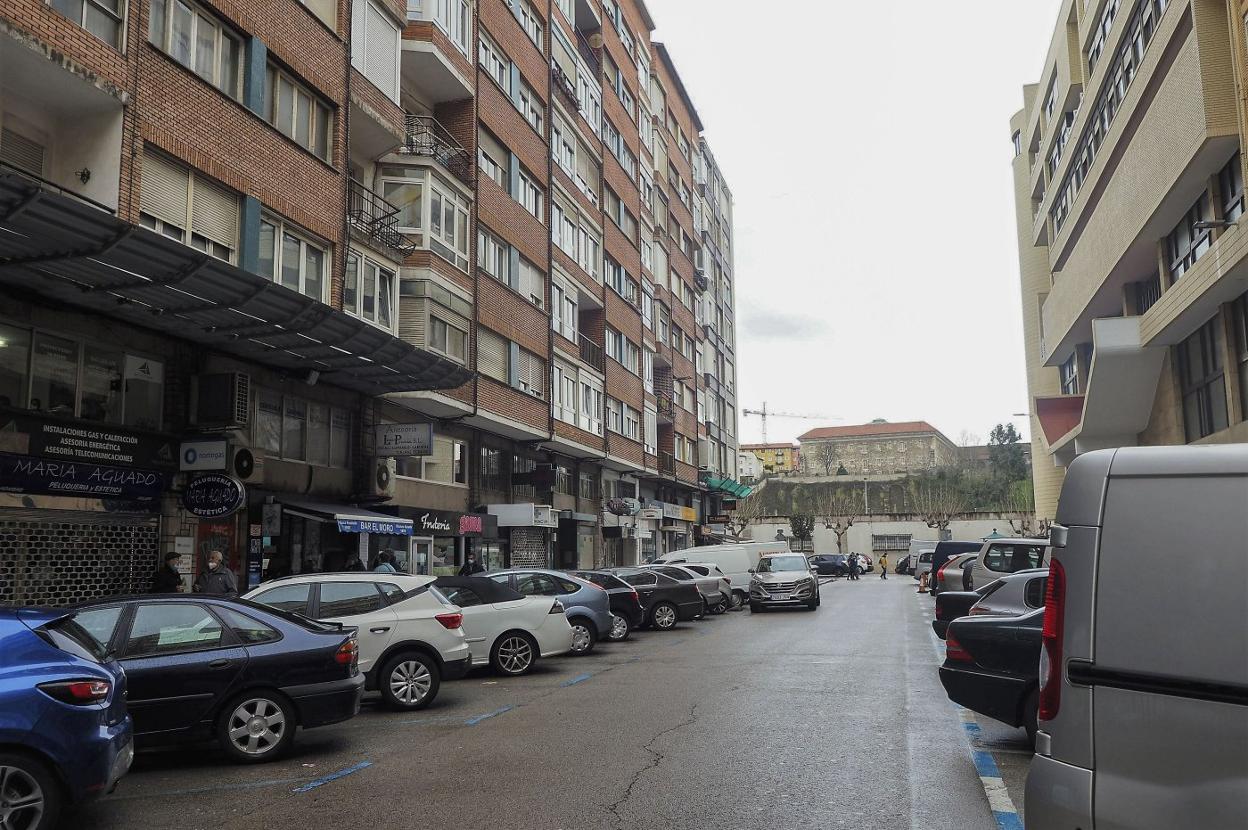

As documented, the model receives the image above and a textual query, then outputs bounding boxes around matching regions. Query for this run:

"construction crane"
[742,402,838,444]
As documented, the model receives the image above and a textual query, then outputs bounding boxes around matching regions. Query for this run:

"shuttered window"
[0,128,46,176]
[477,328,508,384]
[139,150,239,262]
[351,0,399,102]
[516,348,545,398]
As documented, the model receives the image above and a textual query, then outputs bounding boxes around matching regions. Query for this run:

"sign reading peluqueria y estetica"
[375,423,433,457]
[0,409,178,470]
[0,451,168,501]
[182,474,246,518]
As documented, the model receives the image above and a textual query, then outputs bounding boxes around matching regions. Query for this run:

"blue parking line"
[992,811,1025,830]
[290,761,372,794]
[561,672,593,687]
[464,705,513,725]
[971,749,1000,778]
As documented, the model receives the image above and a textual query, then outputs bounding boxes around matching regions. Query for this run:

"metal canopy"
[0,172,473,395]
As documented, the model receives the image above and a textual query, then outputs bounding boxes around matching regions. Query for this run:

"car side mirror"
[747,569,755,574]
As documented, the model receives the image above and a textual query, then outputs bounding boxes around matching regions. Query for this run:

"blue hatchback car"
[0,607,134,830]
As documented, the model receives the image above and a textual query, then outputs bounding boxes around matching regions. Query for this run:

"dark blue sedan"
[0,607,133,829]
[73,595,364,764]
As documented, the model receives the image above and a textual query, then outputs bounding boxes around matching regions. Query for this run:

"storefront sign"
[337,518,413,535]
[180,440,229,471]
[375,423,433,457]
[415,512,453,533]
[662,503,697,522]
[638,507,663,520]
[0,411,177,469]
[605,497,641,516]
[182,474,246,518]
[707,514,730,525]
[0,451,167,501]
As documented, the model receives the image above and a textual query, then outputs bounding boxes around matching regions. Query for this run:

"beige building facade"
[797,421,960,476]
[1012,0,1248,518]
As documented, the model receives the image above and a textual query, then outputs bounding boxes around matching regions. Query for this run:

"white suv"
[246,573,470,710]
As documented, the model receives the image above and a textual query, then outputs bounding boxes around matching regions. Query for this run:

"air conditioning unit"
[194,373,251,428]
[370,457,397,499]
[229,445,266,485]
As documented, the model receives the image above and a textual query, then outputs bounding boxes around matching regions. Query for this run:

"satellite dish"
[588,32,604,49]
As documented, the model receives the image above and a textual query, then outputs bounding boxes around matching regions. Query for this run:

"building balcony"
[551,59,579,112]
[403,0,473,104]
[693,271,708,293]
[579,334,605,373]
[348,179,416,257]
[658,452,676,476]
[656,394,675,423]
[400,114,473,188]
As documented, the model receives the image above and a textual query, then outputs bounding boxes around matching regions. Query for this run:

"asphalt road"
[87,574,1032,830]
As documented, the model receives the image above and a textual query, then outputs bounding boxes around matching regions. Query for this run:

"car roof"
[253,572,434,585]
[433,575,524,602]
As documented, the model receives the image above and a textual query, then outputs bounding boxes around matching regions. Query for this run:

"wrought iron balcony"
[579,334,605,372]
[551,60,579,111]
[400,114,474,188]
[693,272,709,292]
[656,394,675,421]
[348,179,416,256]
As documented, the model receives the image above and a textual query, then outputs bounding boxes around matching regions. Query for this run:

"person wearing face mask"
[193,550,238,596]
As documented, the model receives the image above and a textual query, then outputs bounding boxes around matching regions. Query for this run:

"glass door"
[411,536,434,575]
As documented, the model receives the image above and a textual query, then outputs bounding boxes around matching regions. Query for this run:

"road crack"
[605,703,699,828]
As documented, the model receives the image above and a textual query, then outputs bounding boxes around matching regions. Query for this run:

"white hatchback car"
[245,573,470,711]
[433,576,574,675]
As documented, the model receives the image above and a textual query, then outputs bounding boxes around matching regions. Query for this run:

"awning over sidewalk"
[703,475,753,498]
[283,501,415,535]
[0,171,473,395]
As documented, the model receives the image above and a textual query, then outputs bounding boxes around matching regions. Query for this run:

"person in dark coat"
[457,552,486,576]
[153,552,184,593]
[193,550,238,596]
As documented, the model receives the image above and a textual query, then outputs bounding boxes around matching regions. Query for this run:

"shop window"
[307,403,331,467]
[283,397,307,461]
[579,472,599,501]
[29,333,78,417]
[255,389,283,453]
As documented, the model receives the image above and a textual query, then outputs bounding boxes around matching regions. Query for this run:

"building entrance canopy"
[0,171,473,395]
[283,501,415,535]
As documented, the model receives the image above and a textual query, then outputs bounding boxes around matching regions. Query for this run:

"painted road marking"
[464,705,513,725]
[291,761,372,794]
[561,672,593,687]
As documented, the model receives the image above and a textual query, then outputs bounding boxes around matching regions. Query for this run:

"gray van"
[1027,446,1248,830]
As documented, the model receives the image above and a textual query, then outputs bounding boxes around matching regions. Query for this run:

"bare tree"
[909,476,968,534]
[727,493,764,538]
[817,488,863,554]
[957,430,982,448]
[1005,482,1036,536]
[810,443,838,476]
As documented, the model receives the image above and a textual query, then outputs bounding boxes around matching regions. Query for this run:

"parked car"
[895,554,912,575]
[608,568,704,630]
[568,570,645,640]
[431,576,573,675]
[644,564,727,613]
[487,570,613,655]
[73,595,363,763]
[931,552,977,596]
[809,554,848,576]
[940,608,1043,745]
[1028,446,1248,830]
[651,541,785,606]
[912,550,935,581]
[246,573,469,710]
[676,563,735,610]
[906,539,938,572]
[925,541,983,588]
[0,607,134,829]
[966,537,1048,591]
[749,553,821,611]
[967,568,1047,618]
[856,553,874,573]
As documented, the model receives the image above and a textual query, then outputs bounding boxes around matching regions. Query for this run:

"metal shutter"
[477,328,508,383]
[140,151,190,227]
[399,296,428,346]
[350,0,365,73]
[365,1,399,102]
[0,128,45,175]
[190,174,240,248]
[517,349,545,397]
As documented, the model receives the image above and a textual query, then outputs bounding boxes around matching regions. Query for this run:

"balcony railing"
[348,179,416,256]
[658,452,676,476]
[693,272,709,292]
[656,394,675,421]
[551,60,579,111]
[579,334,605,372]
[400,114,474,188]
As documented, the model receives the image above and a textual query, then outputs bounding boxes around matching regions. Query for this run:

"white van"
[906,539,938,574]
[653,541,788,604]
[1027,446,1248,830]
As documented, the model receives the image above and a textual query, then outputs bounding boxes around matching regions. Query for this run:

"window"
[477,130,508,187]
[253,388,351,465]
[396,434,467,484]
[517,257,544,307]
[603,119,637,178]
[514,573,560,596]
[1087,0,1120,71]
[1233,293,1248,419]
[605,327,623,364]
[507,0,542,48]
[125,604,224,656]
[1177,316,1228,442]
[605,187,637,240]
[140,151,238,262]
[148,0,240,97]
[344,251,395,330]
[54,0,123,48]
[477,328,509,384]
[624,404,639,440]
[266,64,333,162]
[350,0,401,102]
[430,316,468,361]
[551,277,578,341]
[606,396,623,434]
[1059,353,1079,395]
[319,582,383,617]
[515,76,544,133]
[515,347,546,398]
[480,33,543,132]
[258,216,326,300]
[579,471,600,500]
[575,62,603,137]
[517,167,542,219]
[420,0,470,55]
[1219,152,1244,223]
[552,117,576,177]
[379,167,471,271]
[218,608,280,644]
[478,226,508,283]
[73,607,123,650]
[644,407,657,454]
[1165,193,1212,282]
[643,349,654,393]
[552,362,578,423]
[580,377,603,435]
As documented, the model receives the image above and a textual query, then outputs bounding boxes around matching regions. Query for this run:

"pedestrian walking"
[879,553,888,579]
[193,550,238,596]
[373,551,398,574]
[457,552,486,576]
[152,552,184,593]
[847,552,859,580]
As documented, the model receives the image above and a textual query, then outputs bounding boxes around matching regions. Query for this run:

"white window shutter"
[350,0,365,73]
[477,327,508,383]
[365,2,400,102]
[140,151,190,227]
[190,174,240,248]
[399,296,428,345]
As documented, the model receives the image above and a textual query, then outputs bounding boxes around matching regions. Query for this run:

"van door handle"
[207,659,231,669]
[370,627,391,634]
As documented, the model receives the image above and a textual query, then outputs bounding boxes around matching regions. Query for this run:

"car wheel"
[607,614,631,642]
[1023,689,1039,749]
[217,692,296,763]
[0,753,61,830]
[650,602,679,630]
[568,617,597,655]
[492,632,538,676]
[380,651,441,710]
[729,591,745,611]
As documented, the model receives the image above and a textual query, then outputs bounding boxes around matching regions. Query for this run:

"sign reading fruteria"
[182,474,246,518]
[375,423,433,457]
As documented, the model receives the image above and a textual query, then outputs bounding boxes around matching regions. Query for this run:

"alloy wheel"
[390,660,434,705]
[654,604,677,629]
[609,615,629,640]
[497,636,534,674]
[227,698,288,757]
[0,765,44,830]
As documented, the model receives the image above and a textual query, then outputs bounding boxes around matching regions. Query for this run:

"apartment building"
[0,0,740,603]
[739,443,801,476]
[1012,0,1248,519]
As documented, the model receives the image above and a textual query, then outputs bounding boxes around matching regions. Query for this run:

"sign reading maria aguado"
[183,474,246,518]
[0,451,167,501]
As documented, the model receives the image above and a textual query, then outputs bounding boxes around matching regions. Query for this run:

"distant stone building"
[798,420,960,476]
[737,451,762,483]
[739,443,801,475]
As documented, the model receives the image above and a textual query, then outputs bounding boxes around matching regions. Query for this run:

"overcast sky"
[649,0,1064,447]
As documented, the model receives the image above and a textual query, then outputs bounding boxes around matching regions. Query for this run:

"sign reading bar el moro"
[0,410,178,470]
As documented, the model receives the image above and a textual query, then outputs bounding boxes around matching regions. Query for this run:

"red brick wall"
[608,433,643,465]
[477,177,549,268]
[402,22,473,81]
[478,276,547,356]
[478,81,547,186]
[477,376,547,429]
[351,67,405,141]
[555,419,604,450]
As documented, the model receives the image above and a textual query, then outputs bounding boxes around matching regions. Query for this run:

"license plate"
[771,593,789,600]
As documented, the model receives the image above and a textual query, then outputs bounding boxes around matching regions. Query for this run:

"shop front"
[254,501,414,581]
[380,507,500,575]
[656,501,697,556]
[487,503,558,569]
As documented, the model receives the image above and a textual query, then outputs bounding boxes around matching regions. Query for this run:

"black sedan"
[808,554,848,576]
[607,568,704,630]
[73,595,364,763]
[569,570,644,641]
[931,586,992,639]
[939,608,1042,746]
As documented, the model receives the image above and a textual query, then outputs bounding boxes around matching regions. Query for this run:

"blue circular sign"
[182,473,245,518]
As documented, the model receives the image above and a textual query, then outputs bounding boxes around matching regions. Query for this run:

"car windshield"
[757,555,808,573]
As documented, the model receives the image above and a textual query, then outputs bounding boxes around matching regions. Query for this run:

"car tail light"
[549,601,565,615]
[944,632,973,663]
[630,589,640,606]
[435,612,464,630]
[1038,557,1066,721]
[38,679,111,705]
[334,637,359,668]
